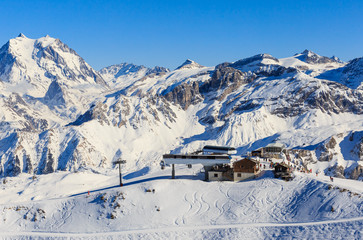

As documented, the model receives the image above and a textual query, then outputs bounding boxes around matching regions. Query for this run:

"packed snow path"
[2,217,363,239]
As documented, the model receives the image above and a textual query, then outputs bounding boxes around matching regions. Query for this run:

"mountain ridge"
[0,34,361,181]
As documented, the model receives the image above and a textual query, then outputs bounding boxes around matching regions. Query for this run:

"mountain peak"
[331,56,344,63]
[230,53,279,69]
[17,33,27,38]
[0,34,108,91]
[301,49,317,57]
[297,49,340,65]
[175,59,204,70]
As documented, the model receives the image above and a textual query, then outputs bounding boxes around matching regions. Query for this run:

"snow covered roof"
[162,154,231,166]
[203,145,237,155]
[265,143,285,149]
[203,145,236,151]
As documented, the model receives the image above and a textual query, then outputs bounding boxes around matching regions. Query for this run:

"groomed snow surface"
[0,164,362,239]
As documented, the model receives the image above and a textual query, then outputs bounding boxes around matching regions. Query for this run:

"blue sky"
[1,0,362,70]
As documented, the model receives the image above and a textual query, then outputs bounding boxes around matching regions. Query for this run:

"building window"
[237,173,241,177]
[214,173,218,178]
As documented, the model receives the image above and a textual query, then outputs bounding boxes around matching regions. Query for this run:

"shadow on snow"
[69,173,205,197]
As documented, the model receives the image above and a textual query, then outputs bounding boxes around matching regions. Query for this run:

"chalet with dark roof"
[233,158,260,181]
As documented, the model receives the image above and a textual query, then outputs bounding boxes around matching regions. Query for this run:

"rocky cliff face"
[272,78,363,117]
[163,81,202,110]
[70,94,177,129]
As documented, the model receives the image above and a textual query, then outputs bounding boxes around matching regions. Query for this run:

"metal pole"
[119,163,123,186]
[114,159,126,187]
[172,164,175,179]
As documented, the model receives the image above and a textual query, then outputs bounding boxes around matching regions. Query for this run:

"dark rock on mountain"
[147,66,169,75]
[219,54,295,78]
[69,102,109,126]
[272,80,363,117]
[43,81,66,107]
[5,93,49,131]
[163,81,203,110]
[200,65,253,94]
[350,165,363,180]
[325,164,345,178]
[0,42,16,80]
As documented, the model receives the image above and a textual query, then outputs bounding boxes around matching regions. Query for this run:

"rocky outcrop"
[316,137,338,162]
[200,65,255,99]
[70,94,177,129]
[292,149,317,165]
[325,164,345,178]
[273,80,363,117]
[43,81,66,107]
[69,102,110,126]
[326,137,337,149]
[348,132,363,161]
[350,165,363,180]
[0,42,16,80]
[163,81,202,110]
[4,93,49,132]
[146,66,169,75]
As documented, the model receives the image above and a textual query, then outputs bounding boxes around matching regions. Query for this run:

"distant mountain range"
[0,34,362,180]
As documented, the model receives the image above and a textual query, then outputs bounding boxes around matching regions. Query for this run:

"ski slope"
[0,165,362,239]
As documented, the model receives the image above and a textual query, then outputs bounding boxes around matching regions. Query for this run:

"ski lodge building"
[251,143,285,159]
[207,158,261,182]
[162,145,262,182]
[274,162,293,180]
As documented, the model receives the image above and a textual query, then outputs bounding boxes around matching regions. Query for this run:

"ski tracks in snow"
[176,190,211,225]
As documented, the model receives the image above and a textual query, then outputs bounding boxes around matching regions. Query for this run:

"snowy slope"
[0,167,362,239]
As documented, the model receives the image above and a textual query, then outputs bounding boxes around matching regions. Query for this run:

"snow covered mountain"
[0,34,112,177]
[318,57,363,89]
[0,34,362,182]
[99,63,169,89]
[0,33,108,95]
[175,59,205,70]
[0,33,109,119]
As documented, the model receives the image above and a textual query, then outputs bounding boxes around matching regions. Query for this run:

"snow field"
[0,165,362,238]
